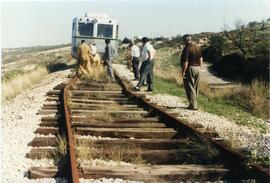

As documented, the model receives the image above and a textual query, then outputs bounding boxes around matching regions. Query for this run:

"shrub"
[252,40,270,57]
[227,80,269,119]
[210,53,269,83]
[202,46,222,63]
[209,35,226,54]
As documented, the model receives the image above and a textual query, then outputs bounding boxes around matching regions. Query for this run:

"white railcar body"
[71,13,119,58]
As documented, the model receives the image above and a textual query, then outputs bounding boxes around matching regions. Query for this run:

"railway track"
[27,72,269,183]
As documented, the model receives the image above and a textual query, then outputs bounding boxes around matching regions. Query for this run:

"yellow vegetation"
[2,66,48,101]
[76,140,145,165]
[78,51,107,82]
[154,68,183,86]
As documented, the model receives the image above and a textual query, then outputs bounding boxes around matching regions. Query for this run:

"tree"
[122,37,131,44]
[209,35,225,55]
[223,19,247,55]
[247,21,258,28]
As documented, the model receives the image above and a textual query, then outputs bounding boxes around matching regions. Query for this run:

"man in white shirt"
[135,37,156,91]
[90,42,97,56]
[130,41,140,80]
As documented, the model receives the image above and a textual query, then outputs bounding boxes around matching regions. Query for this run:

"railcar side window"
[97,24,113,38]
[78,23,94,36]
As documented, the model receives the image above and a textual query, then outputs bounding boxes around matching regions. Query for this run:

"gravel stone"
[1,69,70,183]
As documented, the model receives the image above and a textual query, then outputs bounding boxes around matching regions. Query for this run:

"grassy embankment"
[153,47,269,133]
[2,46,75,101]
[2,66,48,100]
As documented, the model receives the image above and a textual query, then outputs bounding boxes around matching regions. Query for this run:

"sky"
[1,0,270,48]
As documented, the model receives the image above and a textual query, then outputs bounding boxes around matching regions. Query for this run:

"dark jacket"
[104,44,115,61]
[181,43,202,67]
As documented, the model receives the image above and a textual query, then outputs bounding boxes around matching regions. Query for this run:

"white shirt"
[141,42,156,61]
[90,45,97,55]
[131,45,140,58]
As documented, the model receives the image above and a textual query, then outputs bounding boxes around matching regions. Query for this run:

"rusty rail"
[63,75,79,183]
[114,72,270,182]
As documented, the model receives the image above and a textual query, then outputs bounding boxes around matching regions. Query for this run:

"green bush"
[209,35,225,54]
[252,40,270,57]
[202,46,222,63]
[210,53,269,83]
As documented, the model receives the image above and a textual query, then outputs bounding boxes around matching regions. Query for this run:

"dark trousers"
[132,57,140,80]
[137,60,154,90]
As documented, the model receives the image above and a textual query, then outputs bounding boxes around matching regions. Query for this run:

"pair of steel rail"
[62,74,269,183]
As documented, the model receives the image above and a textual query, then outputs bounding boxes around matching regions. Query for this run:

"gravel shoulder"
[113,63,270,158]
[1,69,71,183]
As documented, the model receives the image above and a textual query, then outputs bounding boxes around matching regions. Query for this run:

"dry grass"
[76,140,94,161]
[41,150,52,159]
[199,81,234,99]
[76,141,145,165]
[55,135,67,157]
[53,135,68,165]
[80,66,109,82]
[154,68,183,87]
[199,80,269,119]
[185,135,220,164]
[229,80,269,119]
[99,144,145,165]
[2,66,48,100]
[87,111,114,122]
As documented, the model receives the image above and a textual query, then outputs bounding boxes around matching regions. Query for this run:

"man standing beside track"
[130,40,140,81]
[135,37,156,91]
[180,34,203,110]
[104,39,115,81]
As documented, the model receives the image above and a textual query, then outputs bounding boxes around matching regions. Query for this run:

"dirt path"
[200,63,236,89]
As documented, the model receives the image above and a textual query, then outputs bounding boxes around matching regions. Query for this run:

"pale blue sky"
[1,0,269,48]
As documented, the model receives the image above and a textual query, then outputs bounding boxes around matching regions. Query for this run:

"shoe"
[146,89,153,92]
[186,106,198,110]
[134,86,141,91]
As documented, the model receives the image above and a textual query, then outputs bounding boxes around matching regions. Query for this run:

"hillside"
[146,19,270,83]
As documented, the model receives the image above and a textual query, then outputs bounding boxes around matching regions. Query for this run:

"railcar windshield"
[78,22,94,36]
[97,24,113,38]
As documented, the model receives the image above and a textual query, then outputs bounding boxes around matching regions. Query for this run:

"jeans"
[137,60,154,90]
[132,57,140,80]
[105,59,115,80]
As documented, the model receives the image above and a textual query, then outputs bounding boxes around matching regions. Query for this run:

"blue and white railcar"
[71,12,119,58]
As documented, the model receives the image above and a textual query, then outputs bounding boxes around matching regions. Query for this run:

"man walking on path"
[130,41,140,80]
[135,37,156,91]
[181,34,203,110]
[104,39,115,81]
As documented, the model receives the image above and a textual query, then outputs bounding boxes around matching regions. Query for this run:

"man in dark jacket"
[181,34,203,110]
[104,39,115,81]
